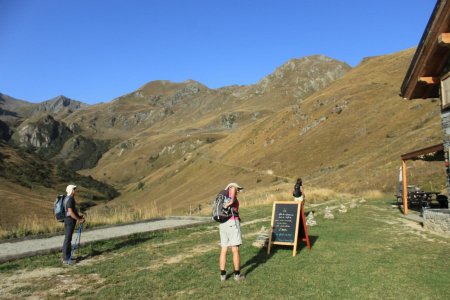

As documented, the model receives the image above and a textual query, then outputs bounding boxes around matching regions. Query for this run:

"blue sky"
[0,0,436,104]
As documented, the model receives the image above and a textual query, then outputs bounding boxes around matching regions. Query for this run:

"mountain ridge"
[0,50,444,228]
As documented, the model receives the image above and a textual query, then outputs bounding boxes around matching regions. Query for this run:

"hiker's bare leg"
[231,246,240,271]
[219,246,228,270]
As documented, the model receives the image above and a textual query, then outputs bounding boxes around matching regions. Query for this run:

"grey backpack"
[212,190,231,222]
[53,195,67,222]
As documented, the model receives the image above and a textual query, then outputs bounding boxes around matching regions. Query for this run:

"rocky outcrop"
[31,95,87,116]
[221,112,242,129]
[235,55,351,101]
[12,115,72,152]
[57,135,111,170]
[11,115,110,170]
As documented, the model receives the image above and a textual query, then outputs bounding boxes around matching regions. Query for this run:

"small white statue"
[306,212,317,226]
[338,204,347,213]
[324,206,334,219]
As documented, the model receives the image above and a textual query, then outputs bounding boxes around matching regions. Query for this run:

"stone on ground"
[252,226,269,248]
[306,212,317,226]
[324,206,334,219]
[338,204,347,213]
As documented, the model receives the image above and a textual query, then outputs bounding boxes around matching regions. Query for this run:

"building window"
[441,73,450,110]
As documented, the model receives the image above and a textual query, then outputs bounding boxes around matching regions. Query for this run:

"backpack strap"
[63,195,71,216]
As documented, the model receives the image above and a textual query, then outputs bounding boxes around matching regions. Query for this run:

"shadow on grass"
[269,235,319,255]
[74,233,157,263]
[241,246,272,277]
[242,235,318,277]
[298,235,318,252]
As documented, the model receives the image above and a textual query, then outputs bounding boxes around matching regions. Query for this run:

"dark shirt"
[293,183,302,197]
[64,195,79,218]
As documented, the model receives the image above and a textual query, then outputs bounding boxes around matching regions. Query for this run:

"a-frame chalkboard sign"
[267,201,311,256]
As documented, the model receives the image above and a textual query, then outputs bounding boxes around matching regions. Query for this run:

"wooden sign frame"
[267,201,310,256]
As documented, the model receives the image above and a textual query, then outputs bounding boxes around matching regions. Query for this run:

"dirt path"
[0,217,210,263]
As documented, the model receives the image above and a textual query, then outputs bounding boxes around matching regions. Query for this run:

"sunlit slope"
[87,49,444,216]
[210,48,443,192]
[81,56,350,184]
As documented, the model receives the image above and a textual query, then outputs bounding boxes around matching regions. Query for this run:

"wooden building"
[400,0,450,213]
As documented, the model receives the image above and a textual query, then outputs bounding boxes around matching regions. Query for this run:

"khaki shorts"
[294,196,303,202]
[219,218,242,247]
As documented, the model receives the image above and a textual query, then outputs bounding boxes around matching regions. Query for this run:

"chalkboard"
[267,201,310,256]
[271,202,299,243]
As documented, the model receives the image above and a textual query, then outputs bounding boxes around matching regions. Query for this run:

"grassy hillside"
[0,55,350,230]
[83,48,444,220]
[0,49,445,231]
[1,198,449,299]
[0,141,118,231]
[214,49,444,191]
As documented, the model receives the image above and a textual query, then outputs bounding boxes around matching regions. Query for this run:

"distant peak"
[138,79,208,96]
[282,55,350,68]
[183,79,200,84]
[44,95,72,102]
[142,79,203,87]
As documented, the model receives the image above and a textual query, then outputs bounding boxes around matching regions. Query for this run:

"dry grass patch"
[85,201,162,226]
[239,183,356,207]
[360,189,387,199]
[0,267,105,299]
[0,214,63,239]
[0,200,165,239]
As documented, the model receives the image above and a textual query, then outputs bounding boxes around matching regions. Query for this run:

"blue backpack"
[54,195,67,222]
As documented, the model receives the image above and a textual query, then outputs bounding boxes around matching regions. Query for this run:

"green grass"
[1,199,449,299]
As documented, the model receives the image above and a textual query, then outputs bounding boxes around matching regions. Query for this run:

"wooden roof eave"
[400,0,450,100]
[401,143,444,161]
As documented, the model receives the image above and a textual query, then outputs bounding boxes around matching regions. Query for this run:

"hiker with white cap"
[219,182,245,282]
[62,184,84,264]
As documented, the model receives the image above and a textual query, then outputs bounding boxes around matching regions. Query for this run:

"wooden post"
[401,159,408,215]
[300,202,311,251]
[267,202,277,255]
[292,203,301,257]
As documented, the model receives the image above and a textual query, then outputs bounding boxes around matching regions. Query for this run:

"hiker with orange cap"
[219,182,245,282]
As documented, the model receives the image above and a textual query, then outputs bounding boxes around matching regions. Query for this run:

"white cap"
[225,182,243,190]
[66,184,77,195]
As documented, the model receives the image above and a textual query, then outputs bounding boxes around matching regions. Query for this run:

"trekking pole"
[67,223,83,266]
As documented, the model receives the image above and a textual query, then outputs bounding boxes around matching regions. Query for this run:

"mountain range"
[0,49,445,228]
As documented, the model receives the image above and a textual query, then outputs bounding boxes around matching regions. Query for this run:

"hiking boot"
[220,274,226,282]
[234,273,245,282]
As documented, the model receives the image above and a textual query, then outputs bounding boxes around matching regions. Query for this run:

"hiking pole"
[67,223,83,266]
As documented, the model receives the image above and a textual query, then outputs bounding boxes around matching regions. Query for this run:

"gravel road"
[0,217,211,263]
